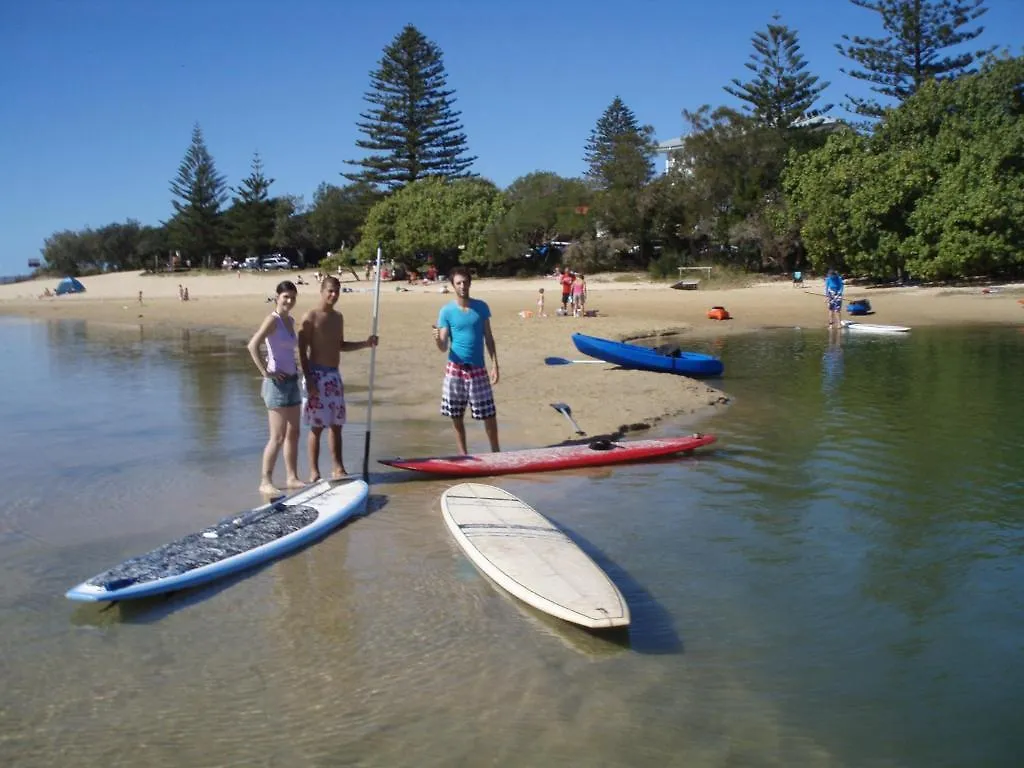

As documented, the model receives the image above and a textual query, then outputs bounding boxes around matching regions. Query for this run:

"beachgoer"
[825,268,845,327]
[138,290,143,305]
[559,267,573,313]
[537,288,546,317]
[247,280,304,495]
[433,266,500,455]
[298,276,378,482]
[571,273,586,317]
[178,284,184,301]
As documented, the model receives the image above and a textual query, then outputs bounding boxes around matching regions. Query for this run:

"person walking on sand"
[825,268,845,327]
[571,273,586,317]
[247,280,304,495]
[559,267,573,314]
[298,276,378,482]
[433,266,500,455]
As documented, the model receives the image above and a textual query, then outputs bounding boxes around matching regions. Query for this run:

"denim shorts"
[261,374,302,409]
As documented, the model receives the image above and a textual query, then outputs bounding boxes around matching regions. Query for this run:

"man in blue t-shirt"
[432,266,500,454]
[825,268,845,327]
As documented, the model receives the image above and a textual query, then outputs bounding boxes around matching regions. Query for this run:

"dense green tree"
[306,181,381,254]
[345,24,476,190]
[486,172,591,269]
[679,107,788,253]
[354,177,505,272]
[94,220,145,271]
[836,0,994,120]
[168,123,228,265]
[784,56,1024,280]
[40,229,99,276]
[270,196,313,258]
[226,152,275,257]
[725,15,832,129]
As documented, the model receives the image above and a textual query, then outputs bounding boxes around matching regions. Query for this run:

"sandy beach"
[3,270,1021,446]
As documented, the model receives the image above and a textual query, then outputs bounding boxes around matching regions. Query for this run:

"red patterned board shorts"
[441,361,496,420]
[303,365,346,428]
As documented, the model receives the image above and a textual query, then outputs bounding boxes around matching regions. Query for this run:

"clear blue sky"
[1,0,1021,276]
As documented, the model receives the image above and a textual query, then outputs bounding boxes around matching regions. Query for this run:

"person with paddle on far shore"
[825,268,845,327]
[433,266,500,455]
[298,276,378,482]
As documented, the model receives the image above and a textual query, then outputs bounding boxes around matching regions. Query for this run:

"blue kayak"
[571,333,724,377]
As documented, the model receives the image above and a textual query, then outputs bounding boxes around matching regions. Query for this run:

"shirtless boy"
[298,276,378,481]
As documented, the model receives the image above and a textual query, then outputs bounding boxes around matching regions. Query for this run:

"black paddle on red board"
[550,402,585,436]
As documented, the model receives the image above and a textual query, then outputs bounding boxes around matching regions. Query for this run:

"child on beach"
[298,276,378,482]
[247,280,303,495]
[537,288,546,317]
[571,273,586,316]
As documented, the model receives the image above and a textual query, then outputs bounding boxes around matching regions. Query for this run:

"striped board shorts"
[441,361,496,420]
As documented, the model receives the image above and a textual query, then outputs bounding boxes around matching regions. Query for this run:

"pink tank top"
[265,313,297,374]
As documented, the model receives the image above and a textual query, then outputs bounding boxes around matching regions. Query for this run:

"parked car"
[261,255,294,271]
[242,256,261,270]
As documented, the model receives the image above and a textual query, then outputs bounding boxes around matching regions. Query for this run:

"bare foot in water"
[259,481,282,496]
[308,474,322,484]
[331,467,349,480]
[286,477,306,489]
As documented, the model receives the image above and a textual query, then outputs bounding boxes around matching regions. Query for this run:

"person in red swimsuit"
[559,267,574,313]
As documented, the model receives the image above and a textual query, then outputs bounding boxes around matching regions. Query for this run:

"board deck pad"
[441,483,630,629]
[66,479,368,602]
[381,434,716,477]
[86,504,320,592]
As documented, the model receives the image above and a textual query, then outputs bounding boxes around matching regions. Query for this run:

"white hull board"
[441,483,629,629]
[841,320,911,334]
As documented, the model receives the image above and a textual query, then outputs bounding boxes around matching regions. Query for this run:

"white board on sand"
[440,484,630,629]
[841,320,911,334]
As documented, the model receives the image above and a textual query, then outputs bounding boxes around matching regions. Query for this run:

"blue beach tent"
[55,277,85,295]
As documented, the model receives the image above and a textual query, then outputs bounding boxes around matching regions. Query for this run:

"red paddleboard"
[379,434,716,477]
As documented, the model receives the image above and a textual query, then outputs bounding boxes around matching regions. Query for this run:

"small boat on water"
[840,320,911,334]
[571,332,724,377]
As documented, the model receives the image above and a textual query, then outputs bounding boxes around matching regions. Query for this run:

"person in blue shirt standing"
[825,268,845,327]
[432,266,501,454]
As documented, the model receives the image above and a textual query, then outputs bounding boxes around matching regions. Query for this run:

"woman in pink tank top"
[247,280,303,495]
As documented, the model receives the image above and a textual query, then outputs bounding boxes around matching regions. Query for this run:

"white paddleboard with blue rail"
[841,320,911,334]
[66,479,367,602]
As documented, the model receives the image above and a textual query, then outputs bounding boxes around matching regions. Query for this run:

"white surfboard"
[440,484,630,629]
[841,320,911,334]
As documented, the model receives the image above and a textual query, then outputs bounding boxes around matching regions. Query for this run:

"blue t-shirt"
[438,298,491,367]
[825,273,844,295]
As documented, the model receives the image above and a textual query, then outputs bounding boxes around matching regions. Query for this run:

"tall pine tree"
[168,123,227,264]
[583,97,656,191]
[725,15,832,129]
[583,97,656,245]
[836,0,994,119]
[227,152,276,257]
[345,24,476,190]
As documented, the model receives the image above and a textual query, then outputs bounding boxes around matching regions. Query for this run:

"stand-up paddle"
[361,245,384,482]
[544,356,605,366]
[551,402,585,436]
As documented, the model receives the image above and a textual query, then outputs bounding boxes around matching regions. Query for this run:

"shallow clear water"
[1,317,1022,767]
